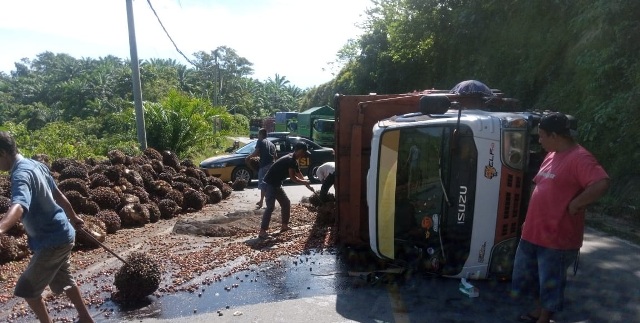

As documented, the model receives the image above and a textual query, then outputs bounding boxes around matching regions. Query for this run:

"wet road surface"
[123,228,639,323]
[3,182,638,322]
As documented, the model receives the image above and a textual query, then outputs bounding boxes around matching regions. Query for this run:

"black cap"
[294,142,311,157]
[539,112,572,136]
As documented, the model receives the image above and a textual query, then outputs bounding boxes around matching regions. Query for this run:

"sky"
[0,0,372,89]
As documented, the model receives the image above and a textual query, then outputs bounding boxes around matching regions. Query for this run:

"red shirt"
[521,145,608,249]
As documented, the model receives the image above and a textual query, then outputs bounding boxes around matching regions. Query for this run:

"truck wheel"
[232,166,252,183]
[308,165,321,183]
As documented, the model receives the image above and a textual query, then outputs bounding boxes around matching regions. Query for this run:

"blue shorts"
[258,163,273,190]
[511,239,578,312]
[14,242,76,299]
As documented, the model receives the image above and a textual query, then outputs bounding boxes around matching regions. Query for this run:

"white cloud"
[0,0,370,88]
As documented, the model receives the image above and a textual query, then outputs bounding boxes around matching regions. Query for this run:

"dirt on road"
[0,190,337,322]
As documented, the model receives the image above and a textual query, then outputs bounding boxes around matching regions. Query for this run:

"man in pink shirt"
[511,113,609,323]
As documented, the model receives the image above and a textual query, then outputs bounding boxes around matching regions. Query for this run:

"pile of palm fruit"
[0,147,235,299]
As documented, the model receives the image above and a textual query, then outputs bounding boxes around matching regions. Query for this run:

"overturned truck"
[335,80,575,280]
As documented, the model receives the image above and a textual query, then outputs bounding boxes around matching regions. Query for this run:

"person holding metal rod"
[0,131,94,323]
[258,142,314,239]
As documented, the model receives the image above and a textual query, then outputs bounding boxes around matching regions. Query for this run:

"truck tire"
[232,166,252,183]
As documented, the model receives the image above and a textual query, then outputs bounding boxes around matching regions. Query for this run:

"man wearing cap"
[511,113,609,323]
[258,141,314,239]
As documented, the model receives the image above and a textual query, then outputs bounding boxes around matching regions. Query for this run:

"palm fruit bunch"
[247,156,260,172]
[203,185,223,204]
[0,235,29,263]
[231,178,248,191]
[113,252,161,300]
[0,146,237,266]
[75,216,107,248]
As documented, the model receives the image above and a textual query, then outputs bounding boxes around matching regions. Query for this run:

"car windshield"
[236,140,257,154]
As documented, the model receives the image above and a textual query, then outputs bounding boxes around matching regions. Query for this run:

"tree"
[191,46,254,108]
[144,90,229,157]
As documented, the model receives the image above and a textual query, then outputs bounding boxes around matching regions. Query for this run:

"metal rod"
[80,228,130,266]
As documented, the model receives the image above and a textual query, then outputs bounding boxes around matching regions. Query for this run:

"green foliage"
[311,0,640,205]
[0,121,140,160]
[1,2,638,207]
[144,90,229,157]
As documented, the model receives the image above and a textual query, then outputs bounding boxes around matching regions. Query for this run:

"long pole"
[126,0,148,150]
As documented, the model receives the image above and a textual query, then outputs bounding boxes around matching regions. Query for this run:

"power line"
[145,0,197,66]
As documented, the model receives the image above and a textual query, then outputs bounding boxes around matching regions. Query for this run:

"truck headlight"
[502,130,526,170]
[488,238,518,279]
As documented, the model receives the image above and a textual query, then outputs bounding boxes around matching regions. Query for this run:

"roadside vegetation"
[0,0,637,230]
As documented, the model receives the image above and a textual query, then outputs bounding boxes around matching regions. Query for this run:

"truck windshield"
[313,120,335,133]
[375,124,477,275]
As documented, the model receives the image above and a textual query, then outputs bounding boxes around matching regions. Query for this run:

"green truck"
[274,111,299,134]
[296,105,335,147]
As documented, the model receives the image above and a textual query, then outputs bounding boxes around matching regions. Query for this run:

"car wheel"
[232,166,252,183]
[308,164,321,183]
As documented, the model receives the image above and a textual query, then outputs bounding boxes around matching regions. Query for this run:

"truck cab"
[336,80,566,280]
[312,118,335,147]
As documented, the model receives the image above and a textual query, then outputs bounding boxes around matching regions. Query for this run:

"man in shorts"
[0,131,94,323]
[258,142,314,239]
[511,113,609,323]
[246,128,277,209]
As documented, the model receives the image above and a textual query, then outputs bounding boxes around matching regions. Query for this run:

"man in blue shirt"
[246,128,277,209]
[0,131,94,323]
[259,142,314,239]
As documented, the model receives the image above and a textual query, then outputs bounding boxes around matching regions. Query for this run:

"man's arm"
[0,203,23,235]
[247,147,260,159]
[288,168,313,191]
[246,141,261,161]
[568,178,610,215]
[53,186,85,228]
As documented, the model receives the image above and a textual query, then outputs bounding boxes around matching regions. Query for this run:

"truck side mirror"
[420,95,451,115]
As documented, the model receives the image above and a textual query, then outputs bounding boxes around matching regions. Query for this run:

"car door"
[272,138,291,159]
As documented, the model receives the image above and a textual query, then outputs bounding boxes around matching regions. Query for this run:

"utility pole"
[126,0,148,150]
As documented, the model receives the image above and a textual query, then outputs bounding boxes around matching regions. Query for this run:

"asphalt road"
[147,136,638,322]
[136,183,640,323]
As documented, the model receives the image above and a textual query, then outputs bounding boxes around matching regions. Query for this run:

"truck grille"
[495,168,523,242]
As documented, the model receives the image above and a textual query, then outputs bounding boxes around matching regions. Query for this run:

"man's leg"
[536,247,579,323]
[45,244,94,322]
[25,296,51,323]
[16,244,74,323]
[257,167,266,208]
[259,185,277,237]
[274,186,291,231]
[258,189,265,208]
[511,239,541,320]
[257,164,273,208]
[64,285,94,323]
[319,173,335,201]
